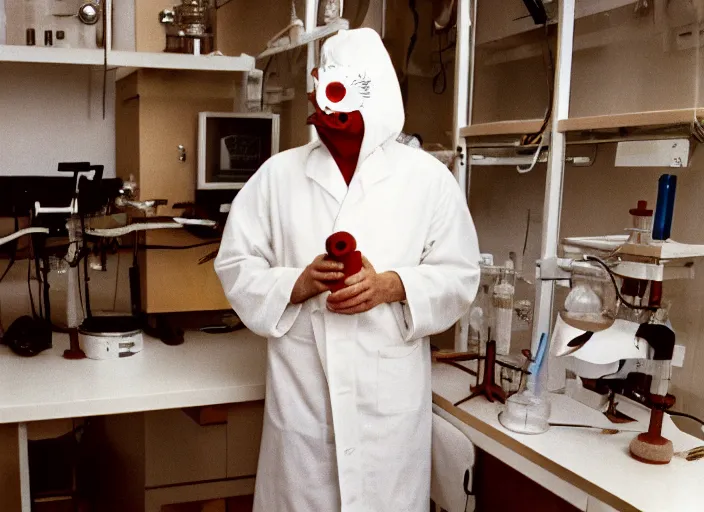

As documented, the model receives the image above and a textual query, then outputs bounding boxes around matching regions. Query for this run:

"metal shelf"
[0,46,255,73]
[0,45,104,66]
[107,51,255,73]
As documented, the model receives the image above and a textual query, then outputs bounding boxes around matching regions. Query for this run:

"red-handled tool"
[325,231,362,292]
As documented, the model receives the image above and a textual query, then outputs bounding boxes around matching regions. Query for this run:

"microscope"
[538,194,704,465]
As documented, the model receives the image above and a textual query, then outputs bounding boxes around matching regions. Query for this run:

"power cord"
[0,215,20,284]
[583,255,657,311]
[668,410,704,427]
[432,29,456,95]
[519,23,554,173]
[400,0,420,107]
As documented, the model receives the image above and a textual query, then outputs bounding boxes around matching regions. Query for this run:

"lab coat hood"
[316,28,405,163]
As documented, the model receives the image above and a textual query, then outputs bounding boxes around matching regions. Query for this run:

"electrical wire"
[27,252,38,319]
[668,410,704,427]
[406,0,419,71]
[37,257,43,321]
[523,23,554,147]
[583,255,657,311]
[517,137,545,173]
[0,259,14,284]
[261,56,274,112]
[0,215,20,284]
[112,250,121,312]
[400,0,420,107]
[522,209,531,257]
[516,24,553,173]
[80,214,92,319]
[115,241,221,250]
[77,258,86,319]
[102,13,107,122]
[432,30,455,95]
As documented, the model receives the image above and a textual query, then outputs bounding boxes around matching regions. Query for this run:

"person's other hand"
[290,255,345,305]
[326,256,406,314]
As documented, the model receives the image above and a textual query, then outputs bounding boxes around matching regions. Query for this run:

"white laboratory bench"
[0,329,267,424]
[5,333,703,512]
[432,362,704,512]
[0,328,268,512]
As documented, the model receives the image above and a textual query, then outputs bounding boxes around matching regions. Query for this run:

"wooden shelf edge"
[558,109,704,132]
[460,119,545,138]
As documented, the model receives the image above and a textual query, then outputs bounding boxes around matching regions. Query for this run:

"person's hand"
[326,256,406,315]
[290,255,345,305]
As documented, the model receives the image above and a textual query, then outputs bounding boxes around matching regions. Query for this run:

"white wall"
[0,63,115,177]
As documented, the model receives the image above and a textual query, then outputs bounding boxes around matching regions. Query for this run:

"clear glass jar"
[560,261,616,332]
[175,0,209,37]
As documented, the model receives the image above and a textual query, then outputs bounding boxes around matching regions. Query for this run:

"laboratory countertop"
[0,329,267,424]
[431,362,704,512]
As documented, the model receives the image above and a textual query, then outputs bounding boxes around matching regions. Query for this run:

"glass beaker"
[498,335,551,434]
[560,261,616,332]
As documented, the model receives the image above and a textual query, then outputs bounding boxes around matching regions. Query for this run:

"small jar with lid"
[626,200,653,245]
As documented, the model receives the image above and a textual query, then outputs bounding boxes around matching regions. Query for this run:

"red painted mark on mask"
[326,81,346,103]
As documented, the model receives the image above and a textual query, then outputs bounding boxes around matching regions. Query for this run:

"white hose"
[86,218,216,238]
[517,136,545,174]
[86,222,184,238]
[0,227,50,247]
[172,217,217,226]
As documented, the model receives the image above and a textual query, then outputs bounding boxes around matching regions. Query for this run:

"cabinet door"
[138,95,203,217]
[226,401,264,478]
[145,409,227,487]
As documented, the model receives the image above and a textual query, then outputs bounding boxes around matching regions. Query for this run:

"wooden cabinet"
[115,69,238,313]
[145,409,228,487]
[226,401,264,479]
[95,401,264,512]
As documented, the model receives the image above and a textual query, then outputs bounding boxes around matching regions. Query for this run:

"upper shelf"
[107,50,255,72]
[0,45,256,73]
[459,110,704,148]
[0,45,104,66]
[460,119,545,138]
[558,109,704,133]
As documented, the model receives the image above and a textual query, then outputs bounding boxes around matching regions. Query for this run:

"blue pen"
[528,333,547,376]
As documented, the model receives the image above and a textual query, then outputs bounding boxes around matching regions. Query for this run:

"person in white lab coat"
[215,28,480,512]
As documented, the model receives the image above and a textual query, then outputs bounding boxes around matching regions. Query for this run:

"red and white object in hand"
[324,231,362,292]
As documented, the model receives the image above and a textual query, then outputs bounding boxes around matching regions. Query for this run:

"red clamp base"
[455,340,507,407]
[63,328,86,360]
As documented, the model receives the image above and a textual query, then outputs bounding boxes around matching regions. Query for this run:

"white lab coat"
[215,28,481,512]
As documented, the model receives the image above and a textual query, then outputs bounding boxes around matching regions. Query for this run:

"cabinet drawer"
[145,409,227,487]
[226,401,264,478]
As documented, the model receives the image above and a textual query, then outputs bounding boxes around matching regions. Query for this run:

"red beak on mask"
[307,90,365,186]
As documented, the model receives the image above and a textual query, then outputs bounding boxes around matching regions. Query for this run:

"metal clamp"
[536,257,573,281]
[34,199,78,216]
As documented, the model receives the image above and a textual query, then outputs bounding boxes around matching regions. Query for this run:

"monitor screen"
[198,113,280,190]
